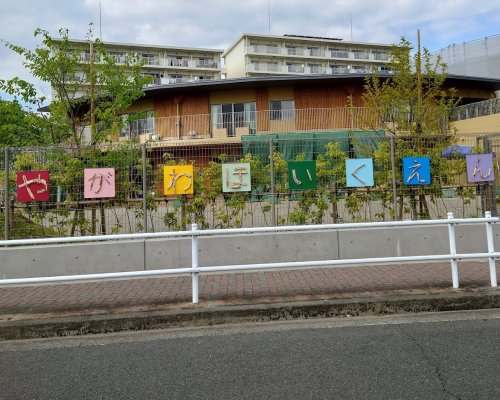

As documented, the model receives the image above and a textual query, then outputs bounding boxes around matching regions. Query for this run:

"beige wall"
[224,39,246,78]
[453,113,500,135]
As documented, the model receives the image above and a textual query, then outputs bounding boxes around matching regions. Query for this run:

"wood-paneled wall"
[153,93,210,138]
[256,88,270,132]
[294,85,364,130]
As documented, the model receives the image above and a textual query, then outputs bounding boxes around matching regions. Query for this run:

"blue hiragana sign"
[403,156,431,185]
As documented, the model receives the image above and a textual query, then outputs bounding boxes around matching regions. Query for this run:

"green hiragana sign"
[288,161,316,190]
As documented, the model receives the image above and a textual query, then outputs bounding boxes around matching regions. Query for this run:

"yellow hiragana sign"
[163,165,194,195]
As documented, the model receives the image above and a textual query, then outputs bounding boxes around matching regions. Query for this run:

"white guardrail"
[0,212,498,303]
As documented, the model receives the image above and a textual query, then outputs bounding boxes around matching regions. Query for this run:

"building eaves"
[142,73,500,96]
[143,74,370,95]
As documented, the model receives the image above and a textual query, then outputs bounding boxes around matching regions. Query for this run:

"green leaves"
[2,24,151,147]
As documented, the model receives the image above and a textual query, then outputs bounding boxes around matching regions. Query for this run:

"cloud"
[2,0,500,107]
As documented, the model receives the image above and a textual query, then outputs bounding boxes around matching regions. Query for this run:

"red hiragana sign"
[16,171,50,202]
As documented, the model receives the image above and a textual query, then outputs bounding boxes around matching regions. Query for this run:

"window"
[373,51,389,61]
[330,48,349,58]
[270,100,295,120]
[308,64,323,74]
[352,50,369,60]
[196,57,216,68]
[110,51,125,63]
[308,47,320,57]
[120,113,155,139]
[142,53,157,65]
[287,63,303,73]
[211,102,256,136]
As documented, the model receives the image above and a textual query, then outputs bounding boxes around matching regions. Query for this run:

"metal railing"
[452,98,500,121]
[247,46,390,63]
[0,212,497,303]
[128,107,377,140]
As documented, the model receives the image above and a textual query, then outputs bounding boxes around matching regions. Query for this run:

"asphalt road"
[1,310,500,400]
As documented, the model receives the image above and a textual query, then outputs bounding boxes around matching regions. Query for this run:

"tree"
[359,37,459,136]
[0,25,154,238]
[0,99,48,146]
[1,25,152,147]
[352,37,462,220]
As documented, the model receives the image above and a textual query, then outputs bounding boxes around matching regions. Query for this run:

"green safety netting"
[241,130,385,162]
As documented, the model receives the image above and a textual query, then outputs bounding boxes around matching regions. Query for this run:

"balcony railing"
[353,52,370,60]
[330,50,349,58]
[248,45,280,55]
[165,58,219,69]
[142,56,160,65]
[247,63,385,76]
[247,45,392,63]
[247,63,283,72]
[307,66,327,74]
[287,65,304,73]
[122,107,380,142]
[374,53,389,61]
[331,67,350,74]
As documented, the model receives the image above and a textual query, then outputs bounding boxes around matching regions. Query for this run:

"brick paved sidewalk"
[0,261,496,318]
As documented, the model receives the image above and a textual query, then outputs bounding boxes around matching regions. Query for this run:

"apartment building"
[223,33,393,79]
[53,38,224,98]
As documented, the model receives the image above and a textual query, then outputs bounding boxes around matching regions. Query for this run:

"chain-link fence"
[1,132,499,239]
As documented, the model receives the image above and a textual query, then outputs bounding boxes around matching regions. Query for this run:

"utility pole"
[88,25,96,143]
[417,29,422,108]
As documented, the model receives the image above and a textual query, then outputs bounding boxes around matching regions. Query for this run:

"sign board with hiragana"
[403,156,431,185]
[346,158,374,187]
[466,154,495,182]
[222,163,251,192]
[163,165,194,195]
[16,171,50,202]
[288,161,316,190]
[84,168,116,198]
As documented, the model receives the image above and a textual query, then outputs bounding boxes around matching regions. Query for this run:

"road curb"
[1,289,499,340]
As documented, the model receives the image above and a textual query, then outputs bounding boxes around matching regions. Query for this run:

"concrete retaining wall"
[1,224,498,279]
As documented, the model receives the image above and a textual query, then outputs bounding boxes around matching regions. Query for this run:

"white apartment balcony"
[248,44,281,55]
[247,63,381,76]
[374,53,389,61]
[165,58,219,70]
[142,55,160,65]
[353,52,370,60]
[246,45,390,63]
[287,64,304,73]
[78,52,220,71]
[330,67,350,74]
[246,63,286,73]
[330,50,350,58]
[306,65,327,74]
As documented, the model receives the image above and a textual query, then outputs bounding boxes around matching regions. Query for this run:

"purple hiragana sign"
[466,154,495,182]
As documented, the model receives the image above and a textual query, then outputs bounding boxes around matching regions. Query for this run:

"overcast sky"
[2,0,500,106]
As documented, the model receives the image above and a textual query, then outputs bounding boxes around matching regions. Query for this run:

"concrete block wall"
[1,224,498,279]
